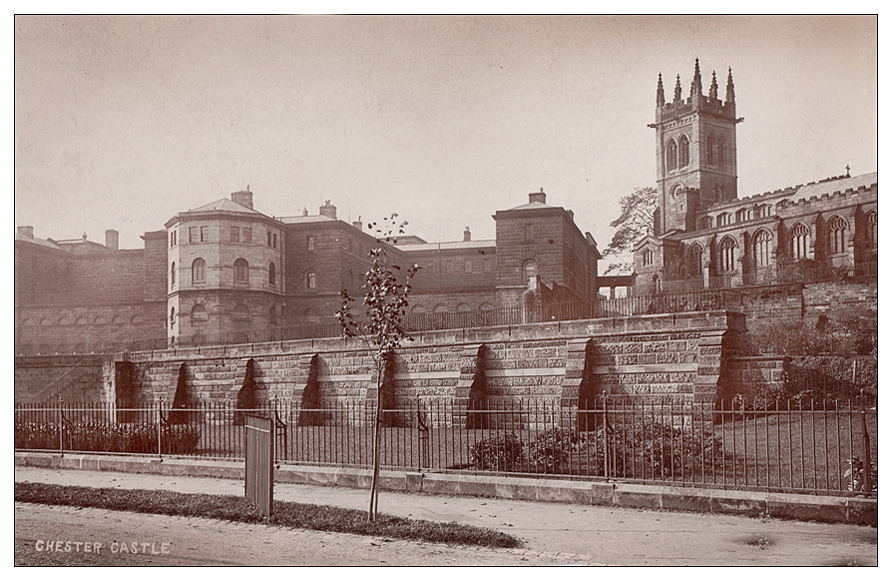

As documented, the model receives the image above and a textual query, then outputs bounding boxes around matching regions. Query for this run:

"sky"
[14,15,878,251]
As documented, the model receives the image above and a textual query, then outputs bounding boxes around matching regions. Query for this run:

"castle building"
[15,188,601,350]
[632,60,877,295]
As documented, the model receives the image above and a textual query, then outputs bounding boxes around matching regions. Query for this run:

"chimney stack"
[231,187,254,209]
[105,229,119,251]
[17,226,34,239]
[463,226,471,242]
[529,188,546,204]
[319,200,337,219]
[353,216,363,230]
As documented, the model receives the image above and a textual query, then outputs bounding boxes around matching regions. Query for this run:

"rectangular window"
[242,227,252,244]
[189,226,198,243]
[170,231,177,247]
[273,233,278,248]
[200,226,209,242]
[230,226,240,243]
[307,236,315,251]
[268,231,278,248]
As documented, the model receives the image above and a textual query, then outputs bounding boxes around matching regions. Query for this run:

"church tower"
[649,60,742,234]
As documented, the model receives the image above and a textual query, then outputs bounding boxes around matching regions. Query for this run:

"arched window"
[307,272,317,289]
[866,211,877,247]
[706,134,717,167]
[171,262,176,288]
[456,303,472,312]
[268,263,276,286]
[828,216,848,255]
[170,307,176,329]
[191,303,208,324]
[523,260,537,284]
[719,237,737,273]
[666,139,678,171]
[790,223,810,260]
[689,244,704,275]
[754,230,772,268]
[410,305,426,315]
[679,135,690,167]
[717,138,726,167]
[192,258,205,283]
[234,259,249,283]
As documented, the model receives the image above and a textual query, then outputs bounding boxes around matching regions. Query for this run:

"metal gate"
[244,413,274,516]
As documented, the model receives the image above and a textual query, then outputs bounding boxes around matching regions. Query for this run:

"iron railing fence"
[15,396,877,497]
[14,289,739,357]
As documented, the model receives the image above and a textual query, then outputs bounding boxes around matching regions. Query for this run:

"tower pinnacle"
[725,67,736,104]
[709,71,719,100]
[673,74,682,102]
[690,58,703,98]
[656,73,665,107]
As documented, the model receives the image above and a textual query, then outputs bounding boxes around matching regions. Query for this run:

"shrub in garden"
[610,419,725,480]
[469,432,524,472]
[528,428,579,473]
[14,421,201,455]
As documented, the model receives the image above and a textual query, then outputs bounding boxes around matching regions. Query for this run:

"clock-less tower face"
[650,61,742,234]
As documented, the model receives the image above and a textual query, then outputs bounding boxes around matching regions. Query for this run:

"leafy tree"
[602,187,657,275]
[335,214,419,521]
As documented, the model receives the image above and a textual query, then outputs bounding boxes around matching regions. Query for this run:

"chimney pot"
[529,189,547,204]
[105,229,119,251]
[17,226,34,239]
[463,226,471,242]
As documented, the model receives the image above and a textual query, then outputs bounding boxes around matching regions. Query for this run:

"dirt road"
[15,503,580,566]
[15,467,878,566]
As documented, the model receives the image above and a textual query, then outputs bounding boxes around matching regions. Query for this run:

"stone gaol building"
[15,189,603,351]
[15,60,877,353]
[631,60,878,295]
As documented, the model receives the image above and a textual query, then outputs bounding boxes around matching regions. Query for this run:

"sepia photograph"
[14,13,877,567]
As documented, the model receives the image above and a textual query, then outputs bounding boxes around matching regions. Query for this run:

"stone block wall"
[15,355,108,403]
[723,356,787,402]
[111,310,744,429]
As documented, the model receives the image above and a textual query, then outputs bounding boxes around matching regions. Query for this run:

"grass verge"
[15,482,522,549]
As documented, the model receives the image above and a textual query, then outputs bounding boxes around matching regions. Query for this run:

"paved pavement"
[15,466,878,566]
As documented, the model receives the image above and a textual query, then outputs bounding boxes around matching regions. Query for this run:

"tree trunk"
[368,361,383,521]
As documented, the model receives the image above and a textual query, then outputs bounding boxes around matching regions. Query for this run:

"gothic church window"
[689,244,704,275]
[719,237,737,273]
[790,224,810,260]
[679,135,691,167]
[717,138,726,167]
[192,258,205,283]
[754,230,772,268]
[706,134,717,167]
[234,259,249,283]
[866,211,877,247]
[828,216,848,255]
[666,139,678,171]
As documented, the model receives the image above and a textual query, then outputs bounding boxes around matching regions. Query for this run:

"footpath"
[14,463,878,566]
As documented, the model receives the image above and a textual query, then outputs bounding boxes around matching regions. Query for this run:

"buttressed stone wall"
[110,310,744,424]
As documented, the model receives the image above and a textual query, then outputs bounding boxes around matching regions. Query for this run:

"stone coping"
[14,451,875,526]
